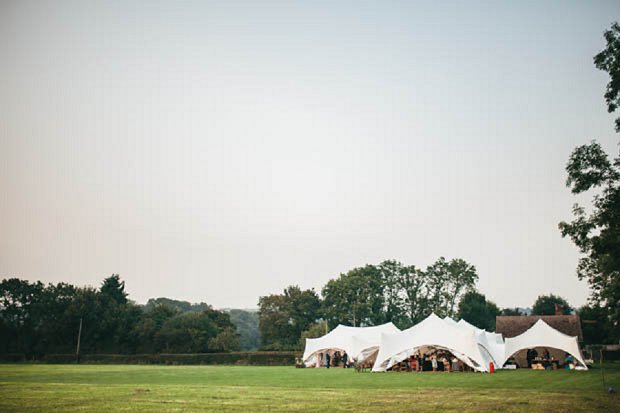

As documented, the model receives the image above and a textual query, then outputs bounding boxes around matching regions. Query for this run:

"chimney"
[554,303,563,316]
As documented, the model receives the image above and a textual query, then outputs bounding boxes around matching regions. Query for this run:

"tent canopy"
[502,319,587,368]
[445,317,506,367]
[302,322,400,364]
[372,313,489,372]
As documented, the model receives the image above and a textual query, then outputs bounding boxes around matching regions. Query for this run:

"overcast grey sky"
[1,1,619,309]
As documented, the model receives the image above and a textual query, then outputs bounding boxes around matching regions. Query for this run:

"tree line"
[257,258,592,351]
[0,263,599,358]
[257,257,480,351]
[0,275,242,356]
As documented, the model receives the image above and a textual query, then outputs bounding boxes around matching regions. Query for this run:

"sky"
[1,0,619,310]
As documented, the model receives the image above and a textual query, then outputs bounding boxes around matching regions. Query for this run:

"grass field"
[1,363,619,412]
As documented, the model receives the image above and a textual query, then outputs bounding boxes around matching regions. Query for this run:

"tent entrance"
[505,347,584,370]
[386,345,478,372]
[305,348,351,368]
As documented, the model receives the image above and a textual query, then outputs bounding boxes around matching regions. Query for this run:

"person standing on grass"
[325,352,331,368]
[342,352,348,368]
[431,354,438,372]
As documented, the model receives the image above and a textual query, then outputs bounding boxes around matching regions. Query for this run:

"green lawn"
[0,363,619,412]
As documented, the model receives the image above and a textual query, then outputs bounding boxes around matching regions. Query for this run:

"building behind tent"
[496,315,583,341]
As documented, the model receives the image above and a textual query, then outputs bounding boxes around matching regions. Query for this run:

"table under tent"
[302,322,401,368]
[372,313,493,372]
[501,319,588,370]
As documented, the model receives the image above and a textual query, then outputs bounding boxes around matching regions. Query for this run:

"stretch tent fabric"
[501,319,588,369]
[372,313,490,372]
[302,322,400,366]
[444,317,506,367]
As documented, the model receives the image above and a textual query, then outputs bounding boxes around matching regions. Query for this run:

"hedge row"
[0,352,298,365]
[0,353,27,362]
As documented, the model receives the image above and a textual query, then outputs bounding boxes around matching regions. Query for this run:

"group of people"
[525,348,575,370]
[526,348,552,369]
[389,351,465,372]
[316,350,350,368]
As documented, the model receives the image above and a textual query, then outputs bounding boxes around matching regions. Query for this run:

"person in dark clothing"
[325,353,331,368]
[542,348,551,369]
[526,349,532,368]
[342,352,348,368]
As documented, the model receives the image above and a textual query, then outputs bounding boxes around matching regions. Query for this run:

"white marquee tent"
[302,322,400,367]
[501,319,587,368]
[372,313,490,372]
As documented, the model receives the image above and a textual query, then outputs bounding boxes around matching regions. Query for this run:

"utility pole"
[75,316,83,364]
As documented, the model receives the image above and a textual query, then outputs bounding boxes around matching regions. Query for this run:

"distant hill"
[144,297,213,313]
[144,298,261,351]
[224,309,261,351]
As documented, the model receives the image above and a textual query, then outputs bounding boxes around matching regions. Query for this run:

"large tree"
[258,285,320,350]
[378,260,407,326]
[100,274,128,305]
[0,278,45,354]
[578,304,610,345]
[424,257,478,318]
[532,294,572,316]
[594,22,620,132]
[321,258,478,329]
[444,258,479,317]
[457,291,500,331]
[321,265,384,328]
[154,311,221,353]
[398,264,429,325]
[558,141,620,340]
[558,22,620,343]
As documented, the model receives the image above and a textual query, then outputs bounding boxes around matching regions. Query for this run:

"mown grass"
[0,363,619,412]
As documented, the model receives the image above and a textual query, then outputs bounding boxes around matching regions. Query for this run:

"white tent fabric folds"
[502,319,587,368]
[447,317,506,367]
[302,322,400,366]
[478,331,506,368]
[372,313,490,372]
